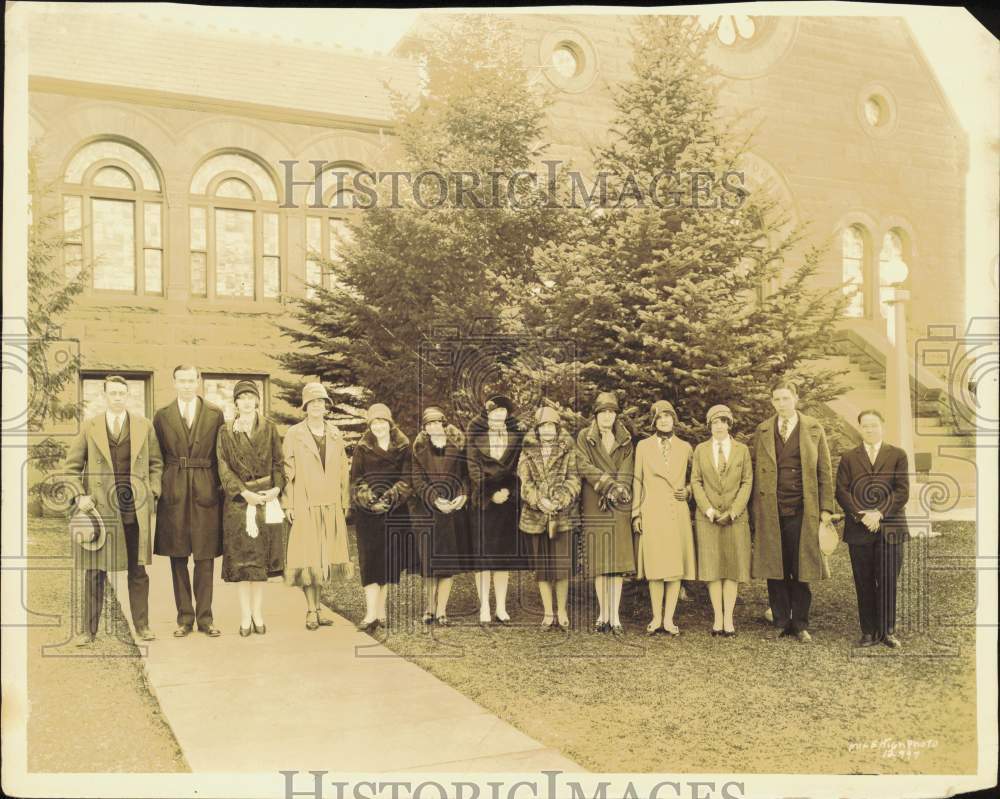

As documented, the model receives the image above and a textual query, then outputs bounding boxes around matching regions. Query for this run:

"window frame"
[189,167,284,303]
[61,154,165,297]
[200,373,270,422]
[79,370,154,420]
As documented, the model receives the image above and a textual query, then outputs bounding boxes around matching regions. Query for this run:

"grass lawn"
[321,521,979,775]
[25,517,188,772]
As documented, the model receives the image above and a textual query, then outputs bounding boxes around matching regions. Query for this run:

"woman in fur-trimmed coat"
[410,406,471,626]
[518,405,581,630]
[350,402,414,632]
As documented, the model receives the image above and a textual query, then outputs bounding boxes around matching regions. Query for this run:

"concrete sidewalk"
[112,557,584,773]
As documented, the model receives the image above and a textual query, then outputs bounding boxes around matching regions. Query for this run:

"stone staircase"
[816,329,978,513]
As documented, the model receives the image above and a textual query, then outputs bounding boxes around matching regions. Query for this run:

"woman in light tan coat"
[691,404,753,637]
[282,382,352,630]
[631,400,695,636]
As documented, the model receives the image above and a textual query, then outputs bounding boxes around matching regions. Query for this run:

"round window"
[864,96,886,127]
[551,44,581,78]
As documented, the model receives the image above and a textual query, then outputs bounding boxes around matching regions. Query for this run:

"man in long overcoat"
[64,375,163,644]
[153,365,225,637]
[750,380,834,642]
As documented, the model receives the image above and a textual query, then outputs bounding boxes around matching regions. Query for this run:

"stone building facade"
[26,9,971,502]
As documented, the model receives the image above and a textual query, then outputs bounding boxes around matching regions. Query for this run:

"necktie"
[867,445,877,464]
[111,415,121,441]
[779,418,790,442]
[717,442,727,476]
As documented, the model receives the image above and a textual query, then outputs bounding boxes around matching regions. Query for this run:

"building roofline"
[898,16,970,170]
[29,77,399,135]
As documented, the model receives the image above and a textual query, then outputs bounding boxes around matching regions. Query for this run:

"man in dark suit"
[835,409,910,649]
[153,365,225,637]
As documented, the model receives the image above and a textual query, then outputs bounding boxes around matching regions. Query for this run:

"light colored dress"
[281,420,351,586]
[631,434,696,581]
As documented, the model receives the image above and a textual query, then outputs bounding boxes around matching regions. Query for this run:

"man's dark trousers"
[849,538,903,639]
[170,556,214,629]
[83,521,149,635]
[766,511,812,633]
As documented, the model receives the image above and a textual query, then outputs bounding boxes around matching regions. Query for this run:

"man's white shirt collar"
[105,410,126,428]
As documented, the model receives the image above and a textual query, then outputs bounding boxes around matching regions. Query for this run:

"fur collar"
[356,425,410,453]
[583,418,631,448]
[522,428,574,454]
[413,424,465,455]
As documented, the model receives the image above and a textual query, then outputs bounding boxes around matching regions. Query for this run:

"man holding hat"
[153,365,226,637]
[64,375,163,645]
[750,380,834,643]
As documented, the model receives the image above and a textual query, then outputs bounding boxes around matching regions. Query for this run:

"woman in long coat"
[691,404,753,637]
[631,400,696,636]
[518,405,581,630]
[350,402,413,633]
[217,380,285,635]
[465,394,524,626]
[281,382,352,631]
[411,406,470,626]
[576,391,635,635]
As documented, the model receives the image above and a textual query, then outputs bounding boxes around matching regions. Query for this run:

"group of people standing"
[65,368,910,650]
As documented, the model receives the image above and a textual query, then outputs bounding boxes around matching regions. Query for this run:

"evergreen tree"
[26,149,88,475]
[275,15,576,434]
[505,16,849,440]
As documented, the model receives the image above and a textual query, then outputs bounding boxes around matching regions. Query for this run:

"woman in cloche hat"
[690,404,753,638]
[576,391,636,635]
[411,405,470,626]
[281,382,353,631]
[217,379,286,636]
[517,404,581,630]
[350,402,414,634]
[631,400,696,636]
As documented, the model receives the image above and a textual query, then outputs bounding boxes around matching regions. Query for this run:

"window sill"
[186,297,287,315]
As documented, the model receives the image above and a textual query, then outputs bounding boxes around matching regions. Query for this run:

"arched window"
[841,224,868,319]
[189,153,282,301]
[879,229,909,344]
[62,139,164,295]
[304,164,360,299]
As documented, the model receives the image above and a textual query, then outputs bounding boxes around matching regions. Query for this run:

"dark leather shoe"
[882,633,902,649]
[137,628,156,642]
[239,625,253,637]
[253,621,267,635]
[173,625,193,638]
[766,627,790,641]
[711,628,723,637]
[198,625,221,637]
[723,629,737,638]
[858,633,877,647]
[357,619,378,634]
